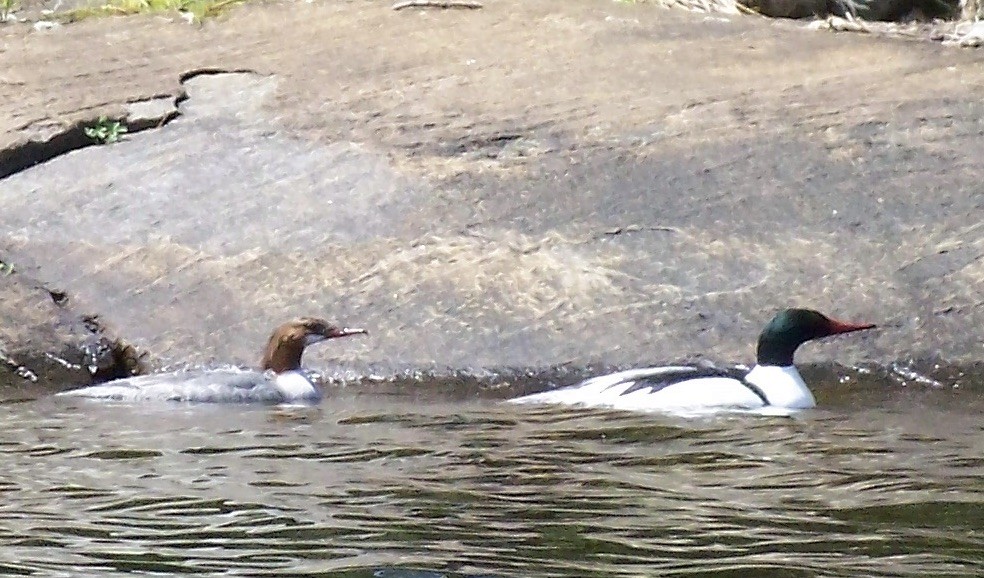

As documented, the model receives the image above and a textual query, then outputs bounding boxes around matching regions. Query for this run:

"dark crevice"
[0,122,96,180]
[439,132,524,157]
[178,67,258,83]
[0,96,192,182]
[126,99,183,132]
[0,68,262,180]
[0,112,176,180]
[591,225,678,242]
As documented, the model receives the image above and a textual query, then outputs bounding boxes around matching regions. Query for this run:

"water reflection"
[0,368,980,577]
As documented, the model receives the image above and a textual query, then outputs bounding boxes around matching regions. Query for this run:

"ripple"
[0,376,978,577]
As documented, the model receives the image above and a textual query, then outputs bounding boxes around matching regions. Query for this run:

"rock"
[741,0,959,19]
[126,97,180,132]
[741,0,828,18]
[33,21,61,31]
[2,3,984,386]
[0,264,144,392]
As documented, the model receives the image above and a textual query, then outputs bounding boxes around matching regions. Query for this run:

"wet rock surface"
[1,2,983,387]
[0,265,142,391]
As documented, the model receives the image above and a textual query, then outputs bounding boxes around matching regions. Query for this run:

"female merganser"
[56,318,367,403]
[510,309,875,413]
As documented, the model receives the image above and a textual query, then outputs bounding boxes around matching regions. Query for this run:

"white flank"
[510,364,815,413]
[56,367,321,404]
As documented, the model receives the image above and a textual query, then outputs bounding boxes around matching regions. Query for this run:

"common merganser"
[56,318,367,403]
[510,309,875,413]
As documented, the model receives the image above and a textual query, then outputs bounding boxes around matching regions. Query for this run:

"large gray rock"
[2,3,983,388]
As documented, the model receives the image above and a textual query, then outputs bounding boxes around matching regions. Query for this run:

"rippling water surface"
[1,369,982,577]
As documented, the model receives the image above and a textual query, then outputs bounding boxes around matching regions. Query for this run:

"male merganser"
[510,308,875,413]
[56,318,367,403]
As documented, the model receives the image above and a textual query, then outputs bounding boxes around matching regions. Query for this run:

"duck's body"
[56,318,366,404]
[510,364,812,412]
[510,309,874,413]
[57,368,322,404]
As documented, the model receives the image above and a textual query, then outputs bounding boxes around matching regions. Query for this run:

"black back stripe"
[610,365,771,406]
[740,380,770,406]
[613,366,734,396]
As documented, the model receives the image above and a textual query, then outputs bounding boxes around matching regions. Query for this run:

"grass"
[84,116,128,144]
[0,0,17,23]
[57,0,246,23]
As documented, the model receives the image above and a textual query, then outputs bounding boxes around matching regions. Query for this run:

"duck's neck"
[744,365,816,409]
[261,341,304,373]
[756,338,799,367]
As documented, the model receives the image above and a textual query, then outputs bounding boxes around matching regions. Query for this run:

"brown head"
[260,317,367,373]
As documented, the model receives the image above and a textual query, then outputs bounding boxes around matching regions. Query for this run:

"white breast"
[273,371,320,400]
[744,365,815,409]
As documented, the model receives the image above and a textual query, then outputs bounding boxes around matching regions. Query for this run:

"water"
[1,369,982,577]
